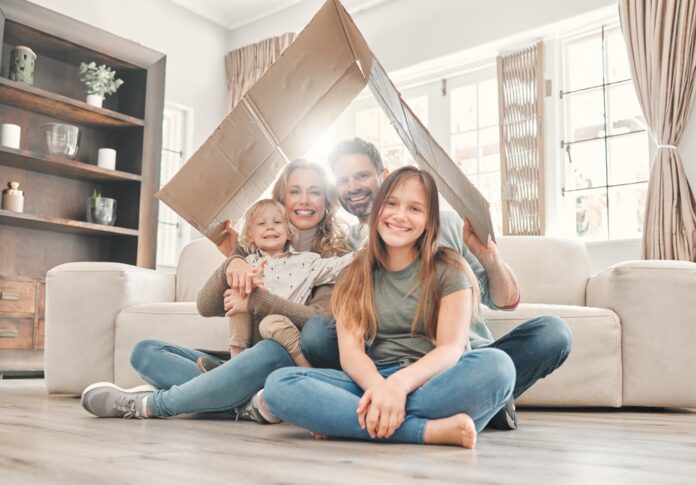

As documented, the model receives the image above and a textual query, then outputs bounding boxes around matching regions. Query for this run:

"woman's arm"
[386,288,472,394]
[196,255,239,317]
[246,284,332,328]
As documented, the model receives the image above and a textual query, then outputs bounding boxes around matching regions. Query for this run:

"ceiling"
[169,0,390,30]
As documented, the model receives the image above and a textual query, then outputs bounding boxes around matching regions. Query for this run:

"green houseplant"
[87,190,117,226]
[79,62,124,108]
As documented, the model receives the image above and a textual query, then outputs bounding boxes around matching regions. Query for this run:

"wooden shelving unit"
[0,0,165,372]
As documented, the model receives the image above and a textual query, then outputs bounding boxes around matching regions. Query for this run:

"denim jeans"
[130,339,294,417]
[301,315,573,400]
[264,348,515,443]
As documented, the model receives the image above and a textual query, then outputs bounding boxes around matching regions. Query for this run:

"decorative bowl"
[44,123,80,159]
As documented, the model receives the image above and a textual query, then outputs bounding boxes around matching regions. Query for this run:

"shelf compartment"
[0,146,141,182]
[0,209,139,237]
[0,78,145,128]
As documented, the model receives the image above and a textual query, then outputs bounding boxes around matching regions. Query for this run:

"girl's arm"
[338,322,407,440]
[386,288,472,395]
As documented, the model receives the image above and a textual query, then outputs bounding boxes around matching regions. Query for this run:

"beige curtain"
[225,32,295,110]
[619,0,696,261]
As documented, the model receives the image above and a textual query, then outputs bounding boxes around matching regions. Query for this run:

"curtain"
[619,0,696,261]
[225,32,295,110]
[496,42,546,235]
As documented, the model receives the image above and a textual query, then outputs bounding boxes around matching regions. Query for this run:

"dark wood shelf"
[0,209,139,237]
[0,146,142,182]
[0,78,145,128]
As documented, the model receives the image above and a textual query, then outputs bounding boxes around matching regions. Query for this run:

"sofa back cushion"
[176,238,225,302]
[495,236,589,306]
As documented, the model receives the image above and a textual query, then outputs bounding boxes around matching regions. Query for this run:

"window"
[561,25,649,241]
[157,102,193,269]
[449,74,502,236]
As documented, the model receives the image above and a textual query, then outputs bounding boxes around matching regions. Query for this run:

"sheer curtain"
[225,32,295,110]
[619,0,696,260]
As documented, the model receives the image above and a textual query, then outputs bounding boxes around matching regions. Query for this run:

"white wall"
[30,0,229,148]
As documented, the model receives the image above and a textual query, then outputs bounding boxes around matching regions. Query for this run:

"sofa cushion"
[176,238,225,302]
[114,302,228,387]
[482,303,622,407]
[496,236,590,306]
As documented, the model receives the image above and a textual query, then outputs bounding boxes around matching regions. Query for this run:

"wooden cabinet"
[0,0,165,373]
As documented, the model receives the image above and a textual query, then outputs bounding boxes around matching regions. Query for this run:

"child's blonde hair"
[238,199,295,253]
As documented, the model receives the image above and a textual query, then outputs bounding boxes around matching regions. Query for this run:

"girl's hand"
[356,380,406,439]
[223,288,249,316]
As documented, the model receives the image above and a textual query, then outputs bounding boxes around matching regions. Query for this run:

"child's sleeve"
[308,252,355,286]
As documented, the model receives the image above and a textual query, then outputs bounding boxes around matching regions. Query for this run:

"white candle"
[1,124,21,150]
[97,148,117,170]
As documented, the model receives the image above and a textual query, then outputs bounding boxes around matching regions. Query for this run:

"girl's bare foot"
[423,414,477,448]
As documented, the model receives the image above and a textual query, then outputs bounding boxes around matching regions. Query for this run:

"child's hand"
[223,288,249,316]
[248,259,268,290]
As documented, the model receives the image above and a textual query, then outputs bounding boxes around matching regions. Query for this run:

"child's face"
[377,177,428,252]
[251,205,290,254]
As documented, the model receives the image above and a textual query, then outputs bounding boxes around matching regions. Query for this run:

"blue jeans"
[301,314,573,400]
[130,339,294,417]
[265,348,515,443]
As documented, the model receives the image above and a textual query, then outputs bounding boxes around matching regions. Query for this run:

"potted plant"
[87,190,117,226]
[79,62,124,108]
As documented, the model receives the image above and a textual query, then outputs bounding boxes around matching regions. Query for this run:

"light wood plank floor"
[1,379,695,484]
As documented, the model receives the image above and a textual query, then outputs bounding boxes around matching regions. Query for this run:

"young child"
[201,198,353,370]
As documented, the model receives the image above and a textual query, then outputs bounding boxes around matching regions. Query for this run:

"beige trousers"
[228,313,302,357]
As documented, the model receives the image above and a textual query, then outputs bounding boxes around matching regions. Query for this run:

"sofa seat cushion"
[482,304,622,407]
[114,302,228,388]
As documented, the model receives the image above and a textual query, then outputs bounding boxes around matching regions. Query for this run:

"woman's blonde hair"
[331,166,480,343]
[272,158,347,257]
[238,199,295,253]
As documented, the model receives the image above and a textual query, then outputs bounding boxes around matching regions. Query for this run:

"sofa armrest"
[587,260,696,407]
[45,262,175,395]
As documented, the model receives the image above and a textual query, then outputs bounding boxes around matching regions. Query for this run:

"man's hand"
[216,220,239,257]
[463,218,500,268]
[356,380,407,439]
[226,259,267,297]
[223,288,249,316]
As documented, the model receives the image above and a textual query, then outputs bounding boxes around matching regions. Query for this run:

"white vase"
[86,94,103,108]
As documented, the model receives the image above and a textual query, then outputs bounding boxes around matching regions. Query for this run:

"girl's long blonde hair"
[331,166,480,342]
[238,199,294,253]
[272,159,347,257]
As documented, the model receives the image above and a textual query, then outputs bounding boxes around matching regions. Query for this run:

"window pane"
[605,27,632,83]
[479,171,503,236]
[607,83,646,135]
[574,188,608,240]
[381,145,405,173]
[355,107,379,146]
[479,126,500,173]
[564,34,603,91]
[451,131,478,175]
[608,132,650,185]
[451,84,477,132]
[565,139,606,190]
[565,89,605,141]
[379,112,401,146]
[478,79,499,127]
[608,183,647,239]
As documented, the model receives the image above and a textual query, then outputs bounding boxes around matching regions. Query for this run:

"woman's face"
[284,168,327,230]
[377,176,428,253]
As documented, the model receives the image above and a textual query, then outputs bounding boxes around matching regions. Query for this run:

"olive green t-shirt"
[368,257,472,366]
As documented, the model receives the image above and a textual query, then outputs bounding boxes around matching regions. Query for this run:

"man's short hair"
[328,137,384,173]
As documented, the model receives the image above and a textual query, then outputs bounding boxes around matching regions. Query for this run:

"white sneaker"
[81,382,155,418]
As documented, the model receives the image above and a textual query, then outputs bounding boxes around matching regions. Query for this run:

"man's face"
[332,153,382,220]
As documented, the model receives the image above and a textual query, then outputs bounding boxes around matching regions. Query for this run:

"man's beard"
[340,188,374,218]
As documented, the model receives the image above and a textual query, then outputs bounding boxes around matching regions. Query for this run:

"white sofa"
[45,237,696,408]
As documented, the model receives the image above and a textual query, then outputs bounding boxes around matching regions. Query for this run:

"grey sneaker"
[234,389,279,424]
[81,382,155,419]
[488,397,518,430]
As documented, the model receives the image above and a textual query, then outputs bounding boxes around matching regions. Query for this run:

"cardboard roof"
[157,0,494,246]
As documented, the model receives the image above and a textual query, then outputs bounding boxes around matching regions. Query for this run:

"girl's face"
[377,176,428,254]
[284,168,327,230]
[251,205,289,255]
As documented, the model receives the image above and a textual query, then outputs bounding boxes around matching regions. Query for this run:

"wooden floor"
[1,379,695,484]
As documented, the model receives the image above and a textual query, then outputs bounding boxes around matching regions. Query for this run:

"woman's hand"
[216,220,239,257]
[224,288,249,316]
[225,259,267,296]
[356,380,407,439]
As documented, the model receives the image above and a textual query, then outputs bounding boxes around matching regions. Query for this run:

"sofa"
[45,236,696,408]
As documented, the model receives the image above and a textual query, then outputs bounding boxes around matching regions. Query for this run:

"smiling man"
[300,137,573,431]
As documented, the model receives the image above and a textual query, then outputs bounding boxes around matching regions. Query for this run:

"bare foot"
[309,431,329,440]
[293,353,313,368]
[423,414,477,448]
